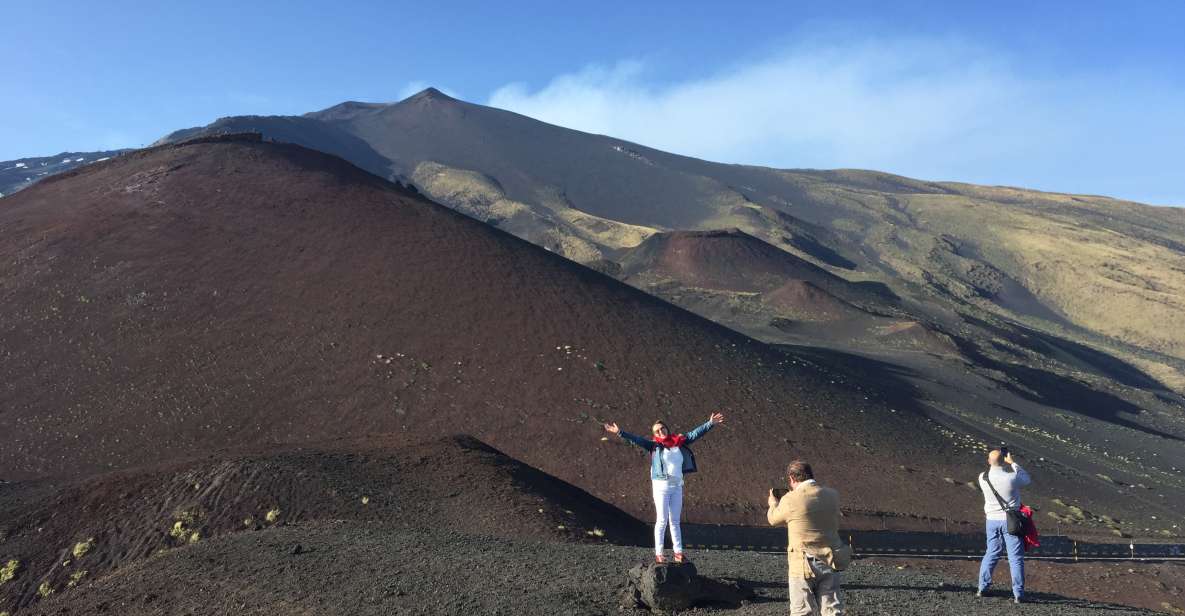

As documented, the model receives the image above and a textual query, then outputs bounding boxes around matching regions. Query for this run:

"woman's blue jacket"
[618,420,715,480]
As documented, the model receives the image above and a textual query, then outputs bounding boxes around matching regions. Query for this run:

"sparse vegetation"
[169,507,206,543]
[169,521,188,539]
[0,559,19,585]
[38,581,54,597]
[266,508,281,524]
[67,570,88,587]
[72,537,96,559]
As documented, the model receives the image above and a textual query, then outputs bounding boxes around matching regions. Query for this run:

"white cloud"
[486,37,1185,204]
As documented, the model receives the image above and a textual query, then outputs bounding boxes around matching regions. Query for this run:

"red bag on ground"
[1019,505,1040,551]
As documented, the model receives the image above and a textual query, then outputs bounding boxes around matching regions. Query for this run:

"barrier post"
[1073,541,1078,562]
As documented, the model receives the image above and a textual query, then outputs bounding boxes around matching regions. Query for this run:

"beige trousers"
[788,557,844,616]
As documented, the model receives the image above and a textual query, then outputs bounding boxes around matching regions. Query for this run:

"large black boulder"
[624,561,753,612]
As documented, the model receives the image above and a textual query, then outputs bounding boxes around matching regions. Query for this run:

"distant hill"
[0,150,129,197]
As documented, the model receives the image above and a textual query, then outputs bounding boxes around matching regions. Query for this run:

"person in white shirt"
[977,448,1032,603]
[604,413,725,563]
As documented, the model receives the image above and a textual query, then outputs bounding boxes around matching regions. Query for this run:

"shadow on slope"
[951,335,1179,440]
[963,315,1166,392]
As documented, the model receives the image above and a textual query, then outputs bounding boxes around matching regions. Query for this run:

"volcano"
[0,134,977,523]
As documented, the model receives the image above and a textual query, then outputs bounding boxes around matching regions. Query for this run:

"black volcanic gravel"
[25,521,1154,616]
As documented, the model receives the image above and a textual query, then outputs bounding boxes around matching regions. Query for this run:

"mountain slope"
[155,89,1185,388]
[150,98,1185,537]
[0,134,999,527]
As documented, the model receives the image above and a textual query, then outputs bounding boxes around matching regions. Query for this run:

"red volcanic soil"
[0,434,642,610]
[761,280,858,321]
[619,229,890,302]
[0,135,973,524]
[620,229,816,292]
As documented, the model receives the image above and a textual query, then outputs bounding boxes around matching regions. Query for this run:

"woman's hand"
[603,422,620,435]
[709,412,726,425]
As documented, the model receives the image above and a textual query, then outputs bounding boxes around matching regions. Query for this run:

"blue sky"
[3,1,1183,204]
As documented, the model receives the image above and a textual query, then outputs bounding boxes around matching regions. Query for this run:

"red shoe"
[655,554,666,563]
[673,552,687,563]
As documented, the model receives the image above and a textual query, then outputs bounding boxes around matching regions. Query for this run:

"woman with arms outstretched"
[604,412,726,563]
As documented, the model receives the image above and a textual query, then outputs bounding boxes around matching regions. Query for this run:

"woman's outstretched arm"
[684,412,726,444]
[604,422,655,450]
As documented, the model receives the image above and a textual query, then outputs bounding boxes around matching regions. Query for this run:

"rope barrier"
[679,524,1185,560]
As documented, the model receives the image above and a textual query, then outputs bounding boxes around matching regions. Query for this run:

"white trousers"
[652,480,684,555]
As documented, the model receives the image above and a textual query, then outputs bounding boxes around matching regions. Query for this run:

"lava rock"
[624,561,753,612]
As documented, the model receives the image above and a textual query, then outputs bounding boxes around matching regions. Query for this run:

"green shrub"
[72,537,96,559]
[67,570,88,587]
[0,560,19,585]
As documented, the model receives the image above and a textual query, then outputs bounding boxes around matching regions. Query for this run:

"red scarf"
[652,434,687,449]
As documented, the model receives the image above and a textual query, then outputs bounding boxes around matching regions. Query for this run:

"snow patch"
[14,162,27,168]
[74,158,84,162]
[61,158,72,164]
[95,157,110,162]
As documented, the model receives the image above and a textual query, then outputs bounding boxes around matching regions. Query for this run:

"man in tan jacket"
[767,460,850,616]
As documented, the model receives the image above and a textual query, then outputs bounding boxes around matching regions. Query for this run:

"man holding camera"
[767,460,851,616]
[977,446,1032,603]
